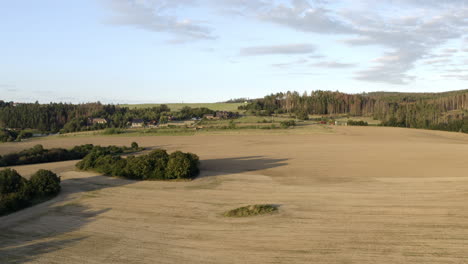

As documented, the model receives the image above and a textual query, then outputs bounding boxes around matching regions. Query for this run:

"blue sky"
[1,0,467,103]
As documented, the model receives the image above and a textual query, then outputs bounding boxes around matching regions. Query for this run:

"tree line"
[240,90,468,132]
[0,101,217,137]
[0,143,142,167]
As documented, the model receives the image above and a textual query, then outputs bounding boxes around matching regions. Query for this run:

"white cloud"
[240,44,316,56]
[101,0,468,84]
[103,0,215,41]
[310,61,356,68]
[216,0,468,84]
[423,59,451,65]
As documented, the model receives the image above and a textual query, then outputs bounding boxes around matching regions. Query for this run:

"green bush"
[280,120,296,128]
[0,129,18,142]
[0,144,138,168]
[0,192,30,215]
[29,170,61,197]
[223,204,278,217]
[131,142,139,149]
[0,169,61,216]
[295,111,309,120]
[76,148,199,181]
[147,149,169,179]
[165,151,192,180]
[0,169,27,195]
[347,120,369,126]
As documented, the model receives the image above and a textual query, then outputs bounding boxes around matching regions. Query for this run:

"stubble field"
[1,126,468,263]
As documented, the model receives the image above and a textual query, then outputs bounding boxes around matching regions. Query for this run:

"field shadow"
[199,156,288,177]
[0,174,135,264]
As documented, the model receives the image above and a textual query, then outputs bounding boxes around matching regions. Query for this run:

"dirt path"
[1,127,468,263]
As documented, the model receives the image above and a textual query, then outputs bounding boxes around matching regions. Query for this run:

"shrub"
[0,192,31,215]
[165,151,199,180]
[223,204,278,217]
[280,120,296,128]
[131,142,139,149]
[0,169,61,216]
[347,120,369,126]
[76,148,199,181]
[147,149,169,180]
[29,170,61,197]
[94,155,122,175]
[0,169,27,195]
[295,111,309,120]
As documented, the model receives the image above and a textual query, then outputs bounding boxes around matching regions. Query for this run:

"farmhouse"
[87,118,108,125]
[131,119,144,128]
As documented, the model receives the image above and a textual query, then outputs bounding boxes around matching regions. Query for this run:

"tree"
[165,152,192,179]
[131,142,139,149]
[147,149,169,180]
[29,170,61,197]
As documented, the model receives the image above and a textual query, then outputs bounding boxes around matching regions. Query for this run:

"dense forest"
[240,90,468,132]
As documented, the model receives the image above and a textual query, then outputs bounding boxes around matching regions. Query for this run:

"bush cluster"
[223,204,278,217]
[0,129,18,142]
[280,120,296,128]
[347,120,369,126]
[76,149,199,180]
[0,169,61,216]
[0,143,142,167]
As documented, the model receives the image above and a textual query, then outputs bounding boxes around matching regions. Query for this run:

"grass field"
[2,127,468,263]
[121,102,245,111]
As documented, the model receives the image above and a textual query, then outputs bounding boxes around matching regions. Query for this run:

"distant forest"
[0,101,213,137]
[2,89,468,138]
[240,89,468,132]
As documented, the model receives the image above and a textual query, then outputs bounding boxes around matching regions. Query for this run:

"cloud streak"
[240,44,316,56]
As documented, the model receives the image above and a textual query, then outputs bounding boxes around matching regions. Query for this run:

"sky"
[1,0,468,103]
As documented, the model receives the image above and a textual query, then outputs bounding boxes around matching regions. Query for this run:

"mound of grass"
[223,204,278,217]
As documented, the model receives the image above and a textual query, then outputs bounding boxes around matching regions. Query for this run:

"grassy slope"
[121,103,245,112]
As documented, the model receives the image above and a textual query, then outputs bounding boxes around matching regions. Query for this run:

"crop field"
[121,102,244,112]
[1,126,468,263]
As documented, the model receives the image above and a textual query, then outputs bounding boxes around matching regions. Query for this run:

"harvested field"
[1,126,468,263]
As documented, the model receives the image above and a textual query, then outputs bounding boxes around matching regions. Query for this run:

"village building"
[87,118,108,126]
[147,120,158,128]
[131,119,145,128]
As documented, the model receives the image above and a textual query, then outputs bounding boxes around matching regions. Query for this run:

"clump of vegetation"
[0,144,143,167]
[0,129,18,142]
[0,168,61,216]
[76,149,199,181]
[223,204,278,217]
[347,120,369,126]
[280,120,296,128]
[295,111,309,120]
[28,170,61,197]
